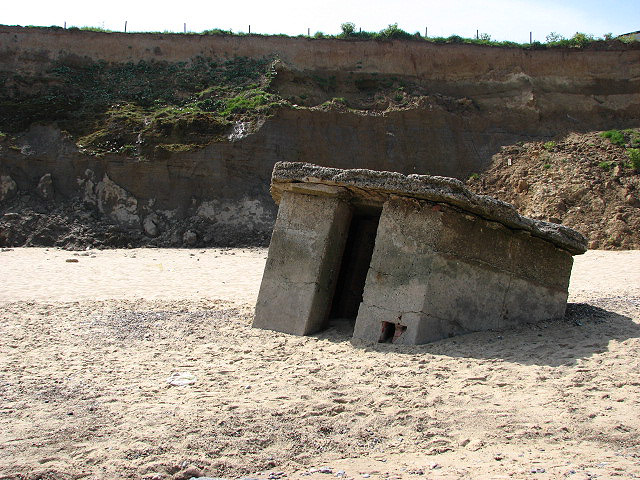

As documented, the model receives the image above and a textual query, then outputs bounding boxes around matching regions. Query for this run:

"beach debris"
[172,465,202,480]
[183,230,198,246]
[143,214,160,237]
[307,468,334,475]
[65,258,79,263]
[530,467,546,474]
[167,372,197,386]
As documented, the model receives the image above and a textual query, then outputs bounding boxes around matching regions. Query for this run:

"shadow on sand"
[313,298,640,367]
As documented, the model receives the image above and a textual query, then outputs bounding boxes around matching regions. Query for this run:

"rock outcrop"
[35,173,54,200]
[0,174,17,203]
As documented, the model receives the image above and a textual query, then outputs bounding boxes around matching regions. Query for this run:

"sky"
[1,0,639,43]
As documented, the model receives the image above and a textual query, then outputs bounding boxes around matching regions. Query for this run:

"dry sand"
[0,247,639,480]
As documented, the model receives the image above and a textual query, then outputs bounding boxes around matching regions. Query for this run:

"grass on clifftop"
[19,23,635,49]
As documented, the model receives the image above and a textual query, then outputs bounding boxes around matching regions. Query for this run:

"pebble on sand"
[166,372,197,386]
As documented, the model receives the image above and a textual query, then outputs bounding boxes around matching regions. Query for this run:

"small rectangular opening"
[379,321,407,343]
[329,210,381,324]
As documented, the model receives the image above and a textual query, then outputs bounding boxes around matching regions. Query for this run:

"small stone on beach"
[166,372,197,386]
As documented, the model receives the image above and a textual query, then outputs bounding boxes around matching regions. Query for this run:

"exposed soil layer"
[0,195,271,249]
[468,129,640,250]
[1,27,640,248]
[2,129,639,250]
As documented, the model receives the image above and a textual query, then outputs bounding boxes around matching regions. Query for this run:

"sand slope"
[0,248,639,480]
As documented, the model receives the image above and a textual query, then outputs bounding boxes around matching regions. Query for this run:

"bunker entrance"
[329,209,381,324]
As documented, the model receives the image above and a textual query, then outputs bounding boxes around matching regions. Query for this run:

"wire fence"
[52,22,620,45]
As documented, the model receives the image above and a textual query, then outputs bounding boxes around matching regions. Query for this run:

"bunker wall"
[352,197,573,344]
[253,190,351,335]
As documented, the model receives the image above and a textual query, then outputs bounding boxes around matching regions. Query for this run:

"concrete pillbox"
[253,162,587,345]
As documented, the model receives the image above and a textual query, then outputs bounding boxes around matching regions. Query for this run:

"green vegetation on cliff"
[1,25,637,161]
[0,47,466,158]
[0,55,282,157]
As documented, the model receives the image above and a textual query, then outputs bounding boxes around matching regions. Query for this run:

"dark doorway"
[379,321,407,343]
[329,212,381,323]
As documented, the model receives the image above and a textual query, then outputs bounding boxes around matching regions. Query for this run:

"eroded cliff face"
[469,130,640,250]
[0,26,639,247]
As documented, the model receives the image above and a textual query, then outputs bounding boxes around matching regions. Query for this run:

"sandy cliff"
[0,26,639,247]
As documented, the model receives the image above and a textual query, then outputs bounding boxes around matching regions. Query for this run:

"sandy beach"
[0,247,639,480]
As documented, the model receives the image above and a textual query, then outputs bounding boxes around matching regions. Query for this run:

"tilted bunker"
[253,162,587,345]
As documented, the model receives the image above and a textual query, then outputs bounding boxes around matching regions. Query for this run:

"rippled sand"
[0,248,638,480]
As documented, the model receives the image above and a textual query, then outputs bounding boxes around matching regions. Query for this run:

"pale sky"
[2,0,639,43]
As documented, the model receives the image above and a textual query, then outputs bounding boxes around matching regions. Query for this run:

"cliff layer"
[469,129,640,250]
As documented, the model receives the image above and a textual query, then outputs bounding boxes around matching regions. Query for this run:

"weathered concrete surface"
[271,162,587,255]
[256,162,586,345]
[352,197,574,344]
[253,190,352,335]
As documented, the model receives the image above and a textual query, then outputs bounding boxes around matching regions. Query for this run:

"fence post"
[125,21,127,33]
[476,29,479,39]
[249,25,251,34]
[530,31,532,43]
